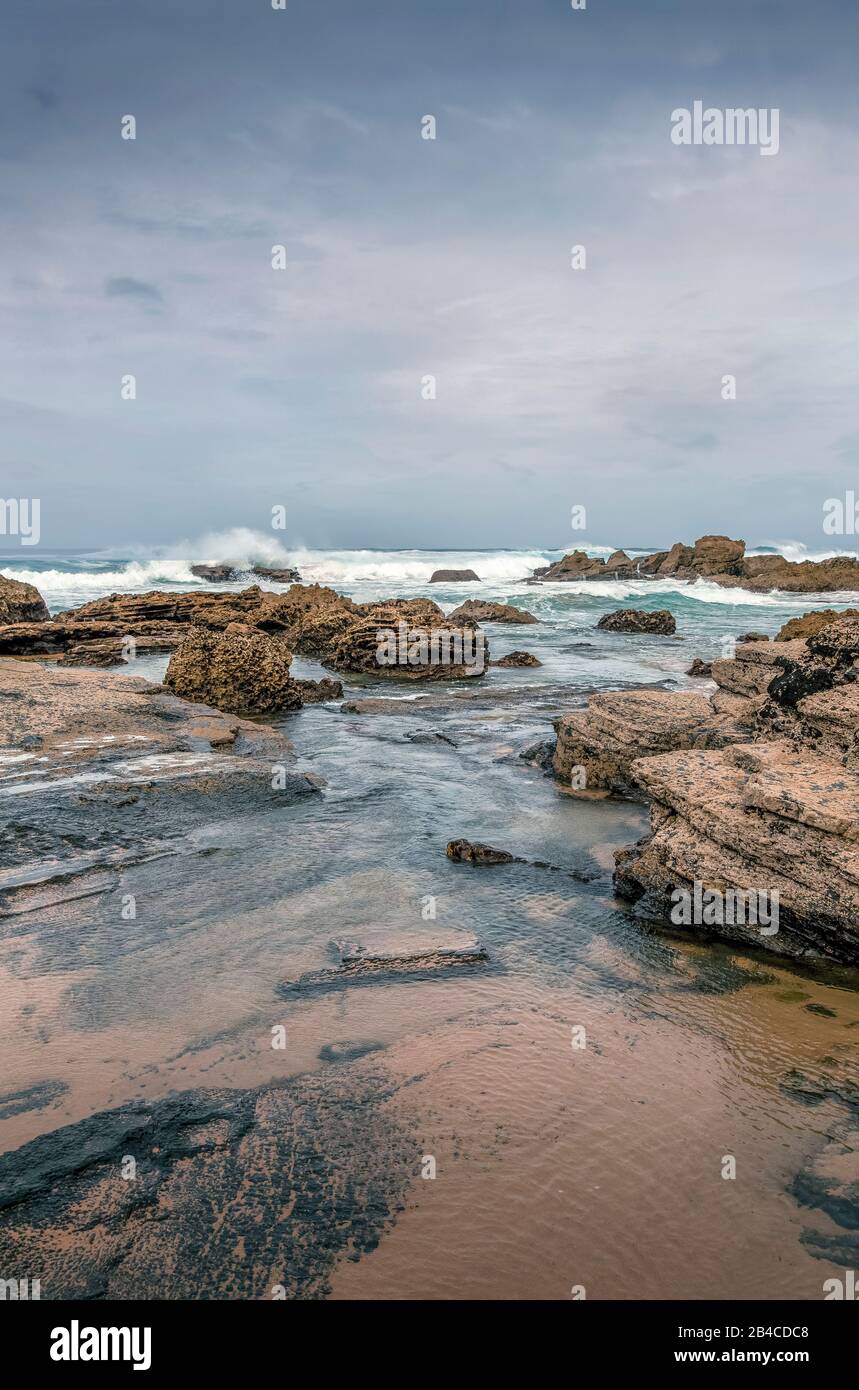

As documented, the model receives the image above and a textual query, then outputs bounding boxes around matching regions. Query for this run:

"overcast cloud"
[1,0,857,551]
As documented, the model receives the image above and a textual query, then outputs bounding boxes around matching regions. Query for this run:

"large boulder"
[429,569,480,583]
[164,625,303,716]
[690,535,746,576]
[447,599,537,625]
[0,574,50,624]
[597,609,676,635]
[326,603,488,681]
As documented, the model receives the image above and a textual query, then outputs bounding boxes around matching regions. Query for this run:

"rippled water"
[1,550,858,1299]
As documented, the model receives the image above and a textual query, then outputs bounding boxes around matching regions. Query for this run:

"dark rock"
[597,609,676,635]
[767,661,834,708]
[190,564,238,581]
[492,651,542,667]
[428,568,480,583]
[687,658,713,677]
[446,838,514,865]
[294,677,343,703]
[738,632,770,644]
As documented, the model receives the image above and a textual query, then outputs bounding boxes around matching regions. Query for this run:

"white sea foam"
[3,532,859,610]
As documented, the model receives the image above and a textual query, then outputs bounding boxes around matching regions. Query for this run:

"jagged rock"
[428,568,479,583]
[766,662,834,708]
[532,536,859,593]
[252,566,301,584]
[687,658,713,677]
[807,614,859,663]
[540,550,605,582]
[447,599,537,625]
[0,574,50,624]
[294,678,343,703]
[738,631,770,643]
[165,625,302,716]
[190,564,237,581]
[603,549,636,578]
[492,651,542,667]
[597,609,676,635]
[446,839,514,864]
[190,563,301,583]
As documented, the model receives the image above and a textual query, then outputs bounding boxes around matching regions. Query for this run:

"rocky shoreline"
[535,533,859,592]
[2,566,859,966]
[555,611,859,963]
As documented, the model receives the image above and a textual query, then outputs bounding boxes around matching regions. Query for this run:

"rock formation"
[447,599,537,625]
[551,615,859,962]
[429,568,480,583]
[0,581,487,682]
[190,563,301,583]
[164,625,303,716]
[536,535,859,592]
[0,573,50,624]
[597,609,676,635]
[492,651,542,667]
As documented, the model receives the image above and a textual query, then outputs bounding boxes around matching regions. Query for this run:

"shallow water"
[1,553,858,1299]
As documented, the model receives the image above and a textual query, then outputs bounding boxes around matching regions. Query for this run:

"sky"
[1,0,858,552]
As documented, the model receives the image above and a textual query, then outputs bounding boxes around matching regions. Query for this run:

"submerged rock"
[446,838,514,864]
[597,609,676,635]
[294,677,344,703]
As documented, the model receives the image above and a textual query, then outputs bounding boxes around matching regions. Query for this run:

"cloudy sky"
[1,0,858,551]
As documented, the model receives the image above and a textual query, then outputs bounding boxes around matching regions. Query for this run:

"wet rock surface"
[597,609,677,635]
[0,1069,415,1299]
[446,838,514,864]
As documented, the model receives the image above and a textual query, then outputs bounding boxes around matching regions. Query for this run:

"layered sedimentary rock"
[0,581,486,683]
[536,535,859,592]
[552,689,747,794]
[614,742,859,963]
[563,613,859,961]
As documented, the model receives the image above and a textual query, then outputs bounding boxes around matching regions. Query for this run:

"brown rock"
[0,574,50,624]
[446,839,514,865]
[776,610,858,642]
[294,677,343,703]
[164,626,302,716]
[428,568,480,583]
[447,599,537,625]
[492,651,542,668]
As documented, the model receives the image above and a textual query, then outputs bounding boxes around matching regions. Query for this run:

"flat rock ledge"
[552,615,859,962]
